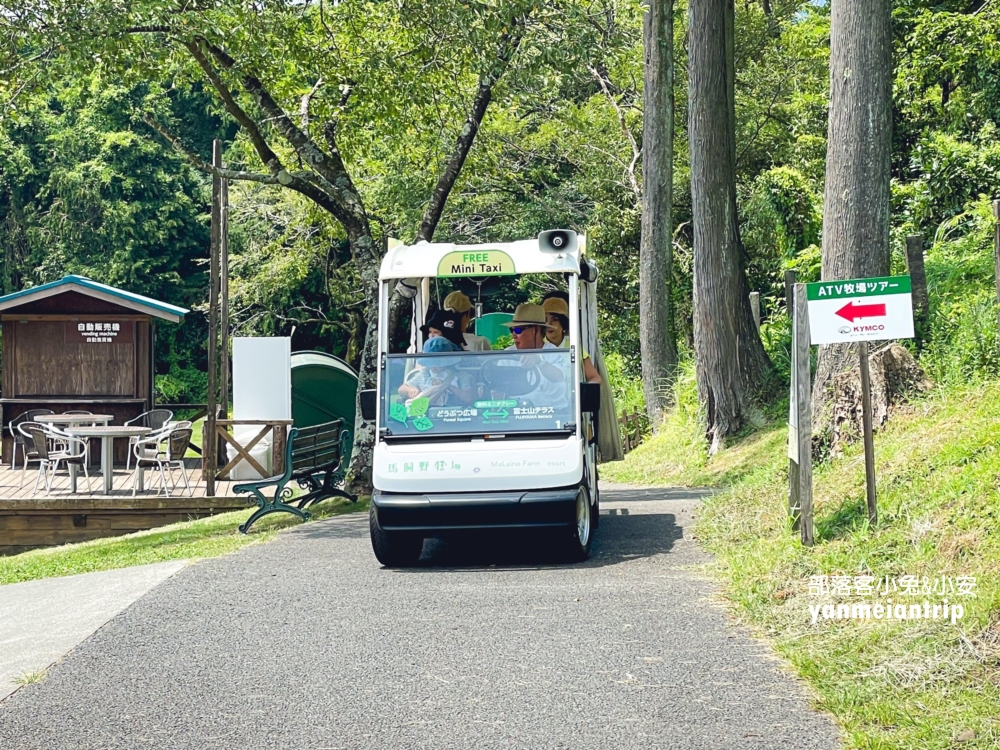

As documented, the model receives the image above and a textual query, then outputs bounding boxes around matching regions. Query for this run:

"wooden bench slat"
[292,436,341,451]
[292,455,339,471]
[232,419,355,534]
[292,455,340,470]
[292,432,341,448]
[293,444,340,458]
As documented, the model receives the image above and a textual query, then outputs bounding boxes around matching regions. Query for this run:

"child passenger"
[397,310,474,406]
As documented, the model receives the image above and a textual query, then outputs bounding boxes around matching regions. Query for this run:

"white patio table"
[35,414,113,428]
[64,425,151,495]
[35,414,113,493]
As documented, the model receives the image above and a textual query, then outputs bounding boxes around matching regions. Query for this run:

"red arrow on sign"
[835,301,887,322]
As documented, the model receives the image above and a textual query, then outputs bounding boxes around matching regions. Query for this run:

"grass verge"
[605,380,1000,750]
[0,497,369,586]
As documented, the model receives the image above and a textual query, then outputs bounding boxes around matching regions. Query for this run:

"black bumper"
[372,487,582,532]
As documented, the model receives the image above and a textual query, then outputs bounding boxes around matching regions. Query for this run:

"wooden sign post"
[994,200,1000,351]
[788,282,813,545]
[858,341,877,524]
[805,275,916,529]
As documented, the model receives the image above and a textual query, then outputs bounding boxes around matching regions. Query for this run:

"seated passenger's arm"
[583,356,602,384]
[540,359,564,382]
[448,374,475,405]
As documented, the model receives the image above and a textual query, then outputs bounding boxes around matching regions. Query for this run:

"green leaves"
[389,402,409,425]
[406,397,429,418]
[412,416,434,431]
[389,400,432,431]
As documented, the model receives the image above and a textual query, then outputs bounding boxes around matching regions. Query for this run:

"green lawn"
[0,497,369,586]
[604,381,1000,750]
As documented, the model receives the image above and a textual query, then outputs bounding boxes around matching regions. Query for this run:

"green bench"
[234,419,356,533]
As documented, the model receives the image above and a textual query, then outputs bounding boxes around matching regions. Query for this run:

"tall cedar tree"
[811,0,893,436]
[688,0,774,452]
[640,0,678,426]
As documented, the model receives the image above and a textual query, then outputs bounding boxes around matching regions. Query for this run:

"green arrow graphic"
[483,409,509,420]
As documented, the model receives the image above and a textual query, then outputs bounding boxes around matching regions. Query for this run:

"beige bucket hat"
[443,291,474,314]
[502,303,555,329]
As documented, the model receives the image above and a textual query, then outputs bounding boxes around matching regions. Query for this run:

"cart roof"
[378,237,583,281]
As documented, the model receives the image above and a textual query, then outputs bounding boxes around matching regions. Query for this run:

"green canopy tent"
[290,351,358,464]
[475,312,513,346]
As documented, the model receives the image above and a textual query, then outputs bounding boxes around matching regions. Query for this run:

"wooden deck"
[0,462,260,555]
[0,460,249,500]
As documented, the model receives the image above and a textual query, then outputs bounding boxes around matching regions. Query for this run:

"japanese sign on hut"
[0,275,188,463]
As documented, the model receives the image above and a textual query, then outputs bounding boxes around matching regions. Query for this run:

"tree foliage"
[1,0,998,458]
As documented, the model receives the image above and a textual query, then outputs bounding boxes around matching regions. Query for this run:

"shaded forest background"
[2,0,998,412]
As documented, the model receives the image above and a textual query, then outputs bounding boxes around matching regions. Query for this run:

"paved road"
[0,488,840,749]
[0,561,188,701]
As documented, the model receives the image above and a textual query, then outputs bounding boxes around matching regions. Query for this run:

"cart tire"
[592,467,600,530]
[370,505,424,567]
[565,487,593,562]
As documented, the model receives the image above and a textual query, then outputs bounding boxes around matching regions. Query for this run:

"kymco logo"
[854,324,885,333]
[838,326,851,334]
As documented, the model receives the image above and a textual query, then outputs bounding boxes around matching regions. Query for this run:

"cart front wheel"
[565,487,593,562]
[370,505,424,567]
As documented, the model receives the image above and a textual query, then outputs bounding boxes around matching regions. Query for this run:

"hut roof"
[0,276,188,323]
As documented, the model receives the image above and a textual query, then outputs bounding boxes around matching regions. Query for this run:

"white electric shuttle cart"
[361,230,604,566]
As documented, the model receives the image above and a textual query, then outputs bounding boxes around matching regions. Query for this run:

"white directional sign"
[806,275,914,345]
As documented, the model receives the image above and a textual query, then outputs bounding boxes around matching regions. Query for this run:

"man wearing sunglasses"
[503,303,559,351]
[497,304,568,410]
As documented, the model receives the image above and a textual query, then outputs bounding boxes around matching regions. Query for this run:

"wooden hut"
[0,275,188,463]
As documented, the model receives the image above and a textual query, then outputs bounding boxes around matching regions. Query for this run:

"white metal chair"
[125,409,174,470]
[132,420,193,462]
[16,421,47,488]
[130,428,193,497]
[10,409,54,470]
[46,424,83,461]
[26,427,91,496]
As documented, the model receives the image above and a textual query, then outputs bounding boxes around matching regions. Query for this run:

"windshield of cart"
[382,349,575,438]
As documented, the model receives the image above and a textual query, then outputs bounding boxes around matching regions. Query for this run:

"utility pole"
[205,139,222,497]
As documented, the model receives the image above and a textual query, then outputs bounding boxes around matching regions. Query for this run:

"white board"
[232,337,291,424]
[806,275,914,346]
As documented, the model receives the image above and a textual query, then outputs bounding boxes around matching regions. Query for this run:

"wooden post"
[794,283,813,545]
[905,234,928,344]
[859,342,877,525]
[272,423,286,475]
[749,291,761,329]
[784,269,796,318]
[205,140,222,496]
[787,279,800,530]
[994,200,1000,351]
[220,170,230,422]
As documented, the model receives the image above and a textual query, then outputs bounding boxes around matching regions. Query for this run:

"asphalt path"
[0,487,840,749]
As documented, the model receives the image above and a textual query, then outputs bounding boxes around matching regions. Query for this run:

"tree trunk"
[383,20,528,367]
[811,0,893,445]
[688,0,775,453]
[826,343,931,458]
[345,231,380,495]
[639,0,677,427]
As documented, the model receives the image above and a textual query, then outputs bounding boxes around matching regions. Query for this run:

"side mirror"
[359,389,377,421]
[581,382,601,414]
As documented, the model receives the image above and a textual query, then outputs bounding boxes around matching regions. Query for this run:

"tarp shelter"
[474,312,513,346]
[291,351,358,464]
[0,275,188,463]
